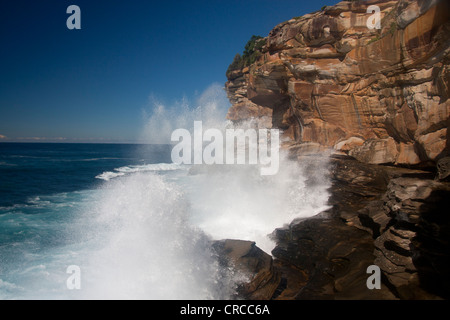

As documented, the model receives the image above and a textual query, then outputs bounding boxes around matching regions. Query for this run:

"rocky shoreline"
[215,0,450,300]
[215,154,450,300]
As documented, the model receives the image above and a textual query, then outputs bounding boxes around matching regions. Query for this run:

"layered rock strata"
[220,0,450,300]
[225,0,450,166]
[217,157,450,299]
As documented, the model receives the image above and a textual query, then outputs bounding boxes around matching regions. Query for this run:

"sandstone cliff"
[221,0,450,300]
[225,0,450,167]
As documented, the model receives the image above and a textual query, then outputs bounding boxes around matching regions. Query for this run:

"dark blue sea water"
[0,142,330,299]
[0,143,172,208]
[0,143,196,299]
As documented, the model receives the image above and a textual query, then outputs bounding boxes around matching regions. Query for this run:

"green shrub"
[389,22,397,35]
[226,35,266,78]
[226,53,244,78]
[367,35,381,45]
[243,35,265,64]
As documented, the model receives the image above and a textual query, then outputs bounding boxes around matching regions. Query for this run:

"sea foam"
[0,84,332,300]
[95,163,185,181]
[78,172,235,299]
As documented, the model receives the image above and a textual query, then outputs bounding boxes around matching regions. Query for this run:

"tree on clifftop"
[226,35,266,78]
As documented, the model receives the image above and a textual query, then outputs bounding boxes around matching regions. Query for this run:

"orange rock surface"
[225,0,450,165]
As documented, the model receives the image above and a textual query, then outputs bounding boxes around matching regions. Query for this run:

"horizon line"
[0,141,173,145]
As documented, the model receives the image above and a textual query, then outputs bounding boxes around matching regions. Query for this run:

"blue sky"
[0,0,336,143]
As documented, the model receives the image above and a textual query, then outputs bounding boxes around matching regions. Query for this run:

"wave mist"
[73,83,332,299]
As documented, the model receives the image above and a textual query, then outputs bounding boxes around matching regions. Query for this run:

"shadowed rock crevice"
[412,188,450,298]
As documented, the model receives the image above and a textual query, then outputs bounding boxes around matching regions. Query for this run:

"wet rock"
[272,215,396,300]
[374,177,450,299]
[211,239,281,300]
[437,157,450,181]
[269,158,397,299]
[269,158,450,300]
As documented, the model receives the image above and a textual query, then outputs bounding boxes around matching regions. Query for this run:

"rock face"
[221,0,450,300]
[225,0,450,166]
[211,239,281,300]
[269,156,396,300]
[270,156,450,299]
[212,158,450,300]
[376,176,450,298]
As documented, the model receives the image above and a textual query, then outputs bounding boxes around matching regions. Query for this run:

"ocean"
[0,142,331,300]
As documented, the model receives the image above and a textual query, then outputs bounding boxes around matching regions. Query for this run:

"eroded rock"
[270,158,450,300]
[221,0,450,301]
[225,0,450,167]
[211,239,281,300]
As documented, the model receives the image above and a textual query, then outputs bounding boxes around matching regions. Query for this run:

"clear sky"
[0,0,336,143]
